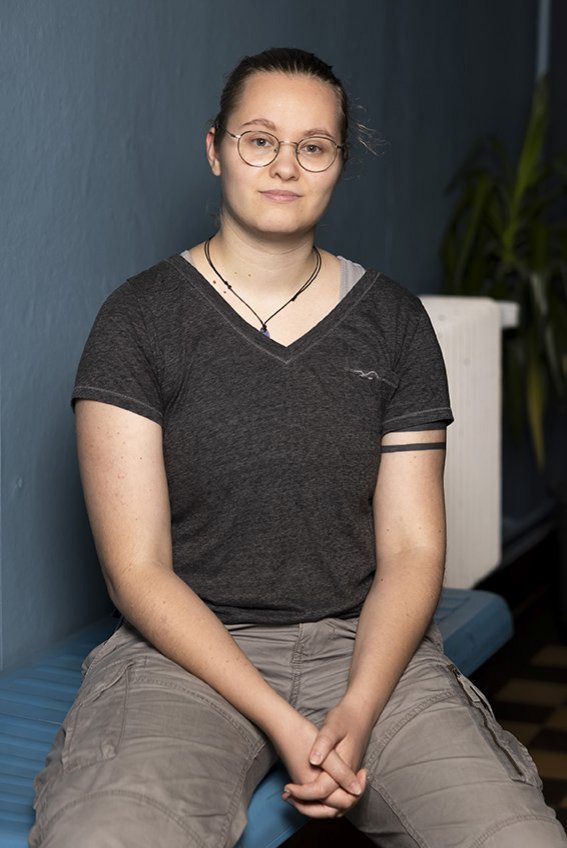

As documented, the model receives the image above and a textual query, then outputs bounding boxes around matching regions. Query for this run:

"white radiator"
[419,296,507,588]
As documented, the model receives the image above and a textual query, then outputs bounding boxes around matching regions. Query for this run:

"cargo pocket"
[327,616,359,638]
[447,663,543,789]
[80,622,128,675]
[62,660,132,772]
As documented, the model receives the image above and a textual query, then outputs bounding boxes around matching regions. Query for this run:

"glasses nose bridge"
[273,138,300,166]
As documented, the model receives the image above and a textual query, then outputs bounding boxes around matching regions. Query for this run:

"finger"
[284,786,361,816]
[309,729,341,766]
[321,749,363,795]
[284,797,342,819]
[284,769,367,810]
[283,773,338,802]
[321,769,368,812]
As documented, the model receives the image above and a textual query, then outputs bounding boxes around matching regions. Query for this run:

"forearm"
[343,548,444,725]
[76,401,361,813]
[112,565,362,806]
[109,565,296,738]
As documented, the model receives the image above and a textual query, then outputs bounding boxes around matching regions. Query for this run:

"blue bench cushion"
[436,587,513,676]
[0,588,512,848]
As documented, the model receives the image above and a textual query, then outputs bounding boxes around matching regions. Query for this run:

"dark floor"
[283,530,567,846]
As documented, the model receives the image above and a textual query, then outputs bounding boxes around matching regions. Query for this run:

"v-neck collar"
[166,253,379,364]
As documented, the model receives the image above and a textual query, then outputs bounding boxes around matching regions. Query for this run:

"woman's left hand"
[282,699,373,813]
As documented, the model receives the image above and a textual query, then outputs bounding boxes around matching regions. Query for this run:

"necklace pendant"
[203,239,321,344]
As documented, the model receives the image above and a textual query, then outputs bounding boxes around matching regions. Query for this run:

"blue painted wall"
[1,0,537,668]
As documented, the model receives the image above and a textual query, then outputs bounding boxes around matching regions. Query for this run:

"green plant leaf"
[502,77,549,258]
[526,335,546,468]
[515,76,549,198]
[440,73,567,471]
[453,174,494,290]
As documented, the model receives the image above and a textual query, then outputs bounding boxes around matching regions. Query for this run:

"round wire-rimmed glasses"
[221,127,345,172]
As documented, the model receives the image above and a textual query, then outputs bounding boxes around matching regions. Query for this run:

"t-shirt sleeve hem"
[71,386,163,426]
[382,406,453,434]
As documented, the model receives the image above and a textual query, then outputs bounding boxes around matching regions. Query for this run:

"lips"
[260,190,301,202]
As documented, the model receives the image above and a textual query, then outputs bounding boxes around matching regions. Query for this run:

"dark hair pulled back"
[213,47,349,160]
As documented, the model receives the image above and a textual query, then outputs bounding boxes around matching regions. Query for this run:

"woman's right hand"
[269,709,367,818]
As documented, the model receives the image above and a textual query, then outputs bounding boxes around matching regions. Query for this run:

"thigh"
[30,623,275,848]
[349,630,567,847]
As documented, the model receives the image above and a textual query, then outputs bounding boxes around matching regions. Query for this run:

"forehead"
[231,72,341,135]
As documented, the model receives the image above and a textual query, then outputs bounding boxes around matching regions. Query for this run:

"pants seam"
[364,688,454,772]
[288,625,305,709]
[220,739,271,848]
[362,781,430,848]
[471,813,564,848]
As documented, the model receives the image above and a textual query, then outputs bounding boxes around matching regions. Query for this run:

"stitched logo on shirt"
[345,368,398,389]
[348,369,381,381]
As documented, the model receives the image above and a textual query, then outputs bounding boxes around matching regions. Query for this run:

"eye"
[298,138,333,157]
[244,132,277,150]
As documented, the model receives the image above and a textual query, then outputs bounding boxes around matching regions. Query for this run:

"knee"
[30,793,193,848]
[479,815,567,847]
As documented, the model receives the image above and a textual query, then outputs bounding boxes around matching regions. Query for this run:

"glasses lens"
[297,137,338,172]
[238,131,279,166]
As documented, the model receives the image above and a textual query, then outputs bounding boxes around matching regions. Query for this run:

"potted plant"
[440,75,567,468]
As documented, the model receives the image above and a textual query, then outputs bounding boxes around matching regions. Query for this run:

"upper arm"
[373,429,447,564]
[75,399,172,596]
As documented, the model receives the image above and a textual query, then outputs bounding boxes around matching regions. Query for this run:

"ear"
[206,128,222,176]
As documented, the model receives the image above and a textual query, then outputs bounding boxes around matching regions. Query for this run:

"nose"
[269,141,300,179]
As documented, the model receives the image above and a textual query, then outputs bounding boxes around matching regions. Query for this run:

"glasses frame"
[221,127,345,173]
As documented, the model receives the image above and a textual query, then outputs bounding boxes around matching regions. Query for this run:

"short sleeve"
[382,304,453,434]
[71,280,163,425]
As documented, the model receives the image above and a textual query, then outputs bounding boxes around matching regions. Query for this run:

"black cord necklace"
[203,238,322,338]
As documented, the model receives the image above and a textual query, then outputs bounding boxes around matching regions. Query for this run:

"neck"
[210,219,317,296]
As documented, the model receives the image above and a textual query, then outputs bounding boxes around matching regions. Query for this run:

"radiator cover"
[420,296,503,588]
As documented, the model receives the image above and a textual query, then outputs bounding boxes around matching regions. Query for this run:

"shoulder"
[103,255,194,309]
[354,269,431,344]
[95,255,203,332]
[367,270,424,315]
[337,252,422,314]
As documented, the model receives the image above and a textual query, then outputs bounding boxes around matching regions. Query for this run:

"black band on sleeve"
[381,442,446,453]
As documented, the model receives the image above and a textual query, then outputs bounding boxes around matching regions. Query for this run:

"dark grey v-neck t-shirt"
[73,256,453,624]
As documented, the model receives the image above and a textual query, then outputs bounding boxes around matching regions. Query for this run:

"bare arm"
[343,428,447,723]
[286,429,446,802]
[76,399,362,814]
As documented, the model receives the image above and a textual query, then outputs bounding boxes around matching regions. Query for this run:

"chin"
[252,210,322,238]
[224,202,325,241]
[253,221,315,241]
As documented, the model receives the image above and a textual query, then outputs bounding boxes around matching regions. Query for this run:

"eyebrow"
[239,118,335,137]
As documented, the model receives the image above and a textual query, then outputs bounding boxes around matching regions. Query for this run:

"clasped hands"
[274,700,371,819]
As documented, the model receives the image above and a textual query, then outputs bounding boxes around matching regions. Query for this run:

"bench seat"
[0,588,512,848]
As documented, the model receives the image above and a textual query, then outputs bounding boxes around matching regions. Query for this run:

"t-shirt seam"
[173,260,280,360]
[72,385,163,420]
[289,271,382,363]
[383,407,453,426]
[165,256,381,366]
[165,257,277,358]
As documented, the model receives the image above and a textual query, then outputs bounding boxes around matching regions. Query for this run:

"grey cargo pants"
[30,618,567,848]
